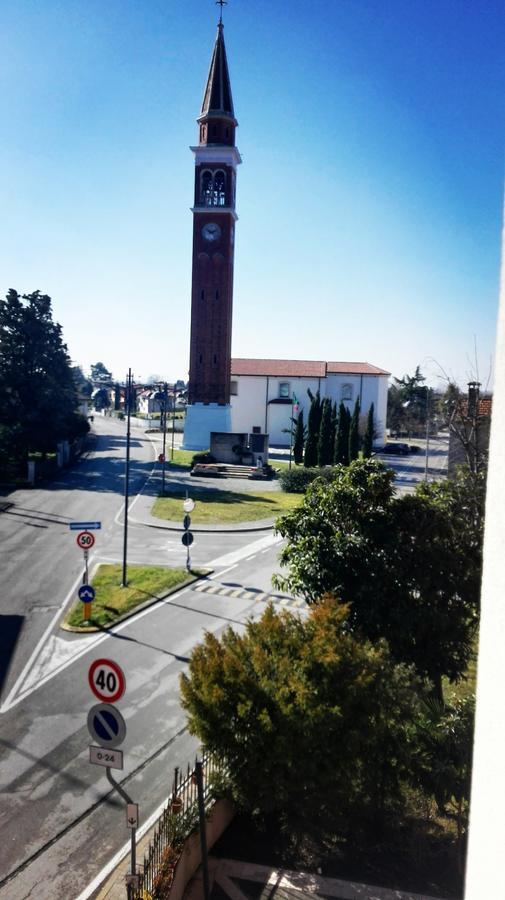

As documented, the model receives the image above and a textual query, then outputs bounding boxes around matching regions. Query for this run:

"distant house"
[230,358,390,446]
[138,390,163,415]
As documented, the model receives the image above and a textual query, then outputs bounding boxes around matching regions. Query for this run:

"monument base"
[182,403,232,451]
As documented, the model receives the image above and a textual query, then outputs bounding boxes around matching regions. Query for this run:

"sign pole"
[161,382,167,495]
[122,368,132,587]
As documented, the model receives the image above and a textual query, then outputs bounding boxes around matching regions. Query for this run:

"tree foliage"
[90,361,112,381]
[363,402,374,458]
[274,459,484,697]
[387,366,433,436]
[348,398,360,461]
[334,402,350,465]
[292,409,305,465]
[93,388,111,411]
[317,398,333,466]
[303,391,320,467]
[180,599,424,834]
[0,290,85,465]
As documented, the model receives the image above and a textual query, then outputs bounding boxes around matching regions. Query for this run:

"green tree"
[180,599,424,835]
[387,366,433,437]
[93,388,111,411]
[303,391,321,467]
[0,290,84,466]
[329,401,337,463]
[363,403,375,458]
[72,366,92,397]
[274,460,483,699]
[348,397,361,461]
[90,361,112,381]
[114,382,122,411]
[317,398,333,466]
[334,402,350,465]
[293,409,305,465]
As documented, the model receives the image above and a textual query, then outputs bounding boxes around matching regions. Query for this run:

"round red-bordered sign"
[88,658,126,703]
[77,531,95,550]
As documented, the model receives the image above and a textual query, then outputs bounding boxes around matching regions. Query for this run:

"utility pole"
[122,368,132,587]
[161,382,168,494]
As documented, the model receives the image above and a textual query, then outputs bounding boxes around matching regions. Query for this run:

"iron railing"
[132,752,227,900]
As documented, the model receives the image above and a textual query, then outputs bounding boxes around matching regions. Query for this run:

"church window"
[199,354,203,364]
[213,170,226,206]
[213,354,217,364]
[230,381,238,396]
[215,289,219,300]
[201,170,213,206]
[279,382,290,399]
[201,289,205,300]
[200,170,226,207]
[341,383,353,401]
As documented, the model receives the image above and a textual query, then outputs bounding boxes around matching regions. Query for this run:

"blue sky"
[1,0,504,387]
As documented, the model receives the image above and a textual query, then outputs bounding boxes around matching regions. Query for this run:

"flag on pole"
[293,392,300,414]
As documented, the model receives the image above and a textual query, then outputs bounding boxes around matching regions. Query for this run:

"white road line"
[209,563,238,579]
[2,584,195,713]
[0,556,96,713]
[74,793,170,900]
[207,533,282,569]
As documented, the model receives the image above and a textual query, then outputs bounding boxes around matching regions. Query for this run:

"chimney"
[467,381,481,417]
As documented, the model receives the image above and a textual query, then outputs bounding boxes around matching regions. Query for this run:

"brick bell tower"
[182,16,241,450]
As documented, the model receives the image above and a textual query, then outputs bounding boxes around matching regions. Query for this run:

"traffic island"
[60,563,209,633]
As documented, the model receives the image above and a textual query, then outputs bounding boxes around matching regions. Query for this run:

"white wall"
[230,372,388,446]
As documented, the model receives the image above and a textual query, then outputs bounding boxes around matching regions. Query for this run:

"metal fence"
[132,752,227,900]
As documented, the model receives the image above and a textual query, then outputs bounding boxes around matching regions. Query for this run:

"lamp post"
[161,382,167,494]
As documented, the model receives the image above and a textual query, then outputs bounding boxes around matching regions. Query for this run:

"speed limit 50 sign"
[88,658,126,703]
[76,531,95,550]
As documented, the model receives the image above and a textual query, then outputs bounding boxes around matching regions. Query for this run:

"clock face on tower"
[201,222,222,242]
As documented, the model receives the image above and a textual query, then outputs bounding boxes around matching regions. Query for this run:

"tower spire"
[199,6,236,130]
[216,0,227,26]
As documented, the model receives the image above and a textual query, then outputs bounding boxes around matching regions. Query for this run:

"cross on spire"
[216,0,227,25]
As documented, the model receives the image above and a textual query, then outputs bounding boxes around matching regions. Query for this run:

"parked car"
[380,442,411,455]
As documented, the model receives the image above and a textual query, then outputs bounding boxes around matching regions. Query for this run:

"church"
[183,16,389,450]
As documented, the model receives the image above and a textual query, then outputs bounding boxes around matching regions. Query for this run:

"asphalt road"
[0,418,293,899]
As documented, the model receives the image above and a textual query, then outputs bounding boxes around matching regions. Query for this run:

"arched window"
[201,171,213,206]
[200,170,226,207]
[341,383,353,401]
[213,170,226,206]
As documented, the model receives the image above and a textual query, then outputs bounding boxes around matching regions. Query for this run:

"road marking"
[0,558,96,713]
[1,582,195,713]
[207,533,282,569]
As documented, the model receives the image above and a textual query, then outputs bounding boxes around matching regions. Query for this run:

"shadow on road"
[0,615,24,701]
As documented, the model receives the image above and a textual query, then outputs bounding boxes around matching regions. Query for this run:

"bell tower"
[182,16,241,450]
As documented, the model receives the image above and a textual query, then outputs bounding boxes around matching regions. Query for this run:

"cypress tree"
[317,398,333,466]
[335,402,350,465]
[363,403,375,458]
[114,382,121,411]
[330,401,338,463]
[349,398,361,462]
[293,409,305,465]
[304,393,320,467]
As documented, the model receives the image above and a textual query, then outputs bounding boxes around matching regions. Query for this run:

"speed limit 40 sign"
[88,658,126,703]
[76,531,95,550]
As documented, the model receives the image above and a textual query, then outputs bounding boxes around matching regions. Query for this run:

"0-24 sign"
[88,658,126,703]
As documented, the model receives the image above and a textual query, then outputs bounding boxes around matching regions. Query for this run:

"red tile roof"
[326,361,391,376]
[231,358,390,377]
[231,359,327,377]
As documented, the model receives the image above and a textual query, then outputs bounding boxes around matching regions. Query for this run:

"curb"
[128,513,276,534]
[60,569,214,633]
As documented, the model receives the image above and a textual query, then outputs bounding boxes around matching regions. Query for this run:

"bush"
[191,451,215,467]
[278,466,338,493]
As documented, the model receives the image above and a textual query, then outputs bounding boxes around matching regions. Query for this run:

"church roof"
[231,359,390,377]
[200,23,235,121]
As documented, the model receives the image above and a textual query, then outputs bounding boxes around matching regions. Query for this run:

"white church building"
[229,358,390,447]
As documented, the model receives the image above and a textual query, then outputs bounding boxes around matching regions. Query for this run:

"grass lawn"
[164,450,292,471]
[152,486,301,524]
[63,563,198,629]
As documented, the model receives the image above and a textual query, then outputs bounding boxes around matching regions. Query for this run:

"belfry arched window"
[213,170,226,206]
[200,170,226,207]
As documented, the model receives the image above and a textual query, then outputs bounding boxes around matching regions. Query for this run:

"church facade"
[230,358,389,447]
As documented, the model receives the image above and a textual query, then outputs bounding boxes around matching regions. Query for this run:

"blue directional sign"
[70,521,101,530]
[87,703,127,749]
[78,585,96,603]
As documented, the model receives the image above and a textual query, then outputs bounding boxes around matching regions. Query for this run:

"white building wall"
[231,372,388,446]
